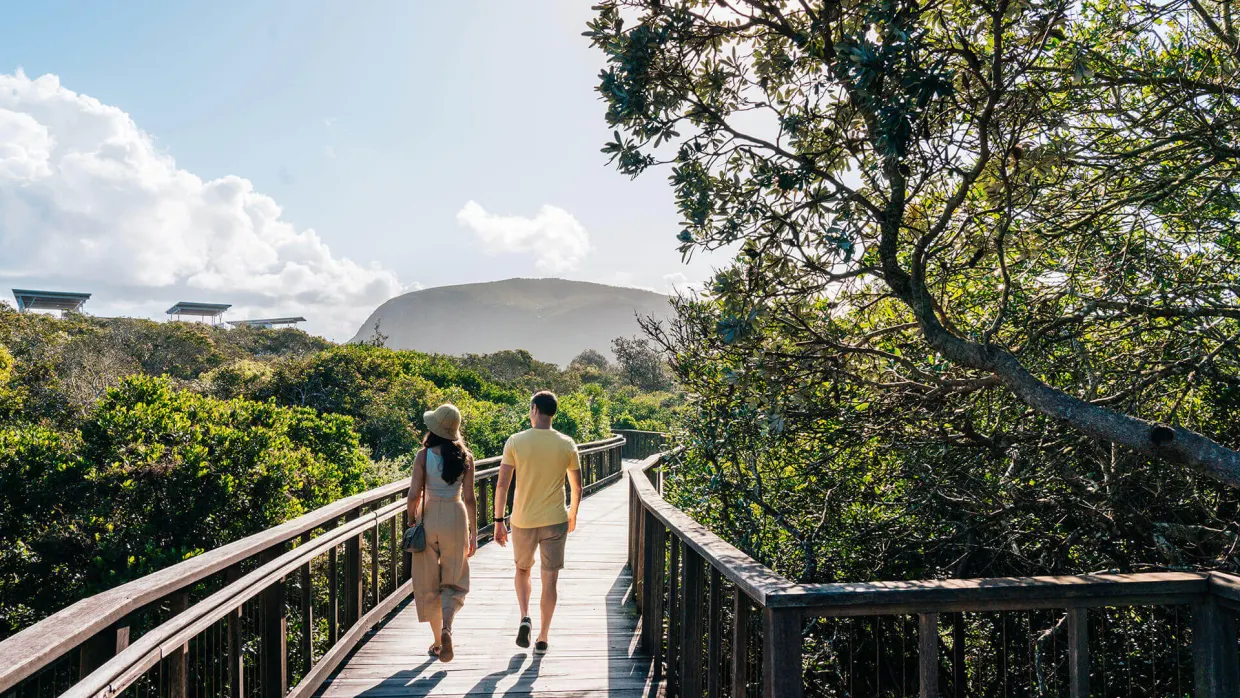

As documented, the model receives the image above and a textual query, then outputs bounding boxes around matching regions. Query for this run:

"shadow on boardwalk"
[319,474,661,697]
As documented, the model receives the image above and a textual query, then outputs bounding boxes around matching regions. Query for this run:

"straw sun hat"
[423,403,462,441]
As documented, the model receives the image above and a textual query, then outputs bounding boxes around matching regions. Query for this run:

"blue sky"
[0,2,721,338]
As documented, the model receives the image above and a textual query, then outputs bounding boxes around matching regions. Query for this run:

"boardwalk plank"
[319,466,662,698]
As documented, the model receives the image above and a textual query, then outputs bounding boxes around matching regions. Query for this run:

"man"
[493,390,582,654]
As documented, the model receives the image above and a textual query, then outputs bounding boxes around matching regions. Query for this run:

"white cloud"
[0,71,407,338]
[456,200,590,273]
[663,272,704,295]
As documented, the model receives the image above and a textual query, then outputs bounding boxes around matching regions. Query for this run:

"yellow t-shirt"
[502,428,580,529]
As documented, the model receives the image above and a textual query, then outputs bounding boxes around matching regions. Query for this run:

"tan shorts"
[512,522,569,571]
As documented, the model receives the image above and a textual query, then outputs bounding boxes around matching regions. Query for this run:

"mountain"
[349,278,673,365]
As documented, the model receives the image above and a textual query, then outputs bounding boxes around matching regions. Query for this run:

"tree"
[588,0,1240,485]
[570,349,611,371]
[612,335,674,392]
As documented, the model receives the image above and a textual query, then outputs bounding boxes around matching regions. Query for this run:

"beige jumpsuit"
[412,449,471,628]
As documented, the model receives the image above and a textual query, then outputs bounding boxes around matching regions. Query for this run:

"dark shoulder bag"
[402,457,428,553]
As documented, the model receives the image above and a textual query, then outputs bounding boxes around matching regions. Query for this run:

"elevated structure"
[12,289,91,315]
[165,301,230,325]
[231,316,306,329]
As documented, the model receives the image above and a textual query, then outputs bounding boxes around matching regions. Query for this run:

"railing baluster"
[400,511,412,584]
[919,613,939,698]
[1067,607,1089,698]
[707,568,722,698]
[226,566,243,698]
[389,516,398,595]
[326,519,339,645]
[951,612,965,697]
[299,532,313,678]
[369,522,379,610]
[732,593,749,698]
[681,549,704,697]
[668,537,682,695]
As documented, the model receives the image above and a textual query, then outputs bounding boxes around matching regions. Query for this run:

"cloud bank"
[0,71,405,338]
[456,201,590,273]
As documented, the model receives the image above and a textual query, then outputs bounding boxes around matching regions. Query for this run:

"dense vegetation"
[591,0,1240,692]
[0,306,679,638]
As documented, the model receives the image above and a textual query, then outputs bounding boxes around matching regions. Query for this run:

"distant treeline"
[0,307,680,637]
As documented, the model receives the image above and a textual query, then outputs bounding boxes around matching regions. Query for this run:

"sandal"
[427,643,440,657]
[439,628,455,663]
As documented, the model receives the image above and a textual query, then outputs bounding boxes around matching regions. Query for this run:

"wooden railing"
[628,451,1240,698]
[612,428,666,460]
[0,435,626,698]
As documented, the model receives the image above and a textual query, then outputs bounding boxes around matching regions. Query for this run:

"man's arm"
[566,469,582,533]
[493,462,515,546]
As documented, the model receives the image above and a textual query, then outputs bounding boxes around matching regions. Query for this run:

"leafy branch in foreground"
[588,0,1240,485]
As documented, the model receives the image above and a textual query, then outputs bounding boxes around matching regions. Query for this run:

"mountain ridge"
[349,278,672,365]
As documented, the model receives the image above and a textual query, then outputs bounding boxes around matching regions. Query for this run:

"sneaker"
[534,640,548,655]
[516,617,532,648]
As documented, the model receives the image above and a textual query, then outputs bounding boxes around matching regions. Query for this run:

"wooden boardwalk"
[319,467,660,697]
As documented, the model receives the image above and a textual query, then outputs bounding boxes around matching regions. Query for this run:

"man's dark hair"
[531,391,558,417]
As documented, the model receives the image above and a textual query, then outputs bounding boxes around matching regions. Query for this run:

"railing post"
[681,549,705,698]
[642,509,666,671]
[299,532,314,677]
[1193,600,1240,698]
[707,568,723,698]
[79,619,130,675]
[168,591,190,698]
[345,510,362,628]
[761,607,802,698]
[732,594,750,698]
[919,613,939,698]
[1067,607,1089,698]
[261,577,288,698]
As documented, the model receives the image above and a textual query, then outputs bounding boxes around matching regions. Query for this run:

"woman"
[408,403,477,663]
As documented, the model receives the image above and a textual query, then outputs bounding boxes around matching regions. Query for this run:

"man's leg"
[514,566,532,618]
[538,567,559,643]
[511,525,536,647]
[536,523,569,645]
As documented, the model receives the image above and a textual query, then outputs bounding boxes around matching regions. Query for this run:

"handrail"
[627,451,1240,698]
[66,500,408,698]
[0,434,626,697]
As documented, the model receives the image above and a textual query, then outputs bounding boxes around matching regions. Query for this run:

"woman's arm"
[461,462,478,556]
[407,449,426,523]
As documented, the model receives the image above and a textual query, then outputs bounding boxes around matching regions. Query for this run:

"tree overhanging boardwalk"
[320,476,656,697]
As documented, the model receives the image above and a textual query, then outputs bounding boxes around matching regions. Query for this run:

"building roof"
[12,289,92,313]
[166,301,231,317]
[232,316,307,327]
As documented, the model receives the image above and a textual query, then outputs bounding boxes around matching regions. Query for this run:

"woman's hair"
[423,431,473,485]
